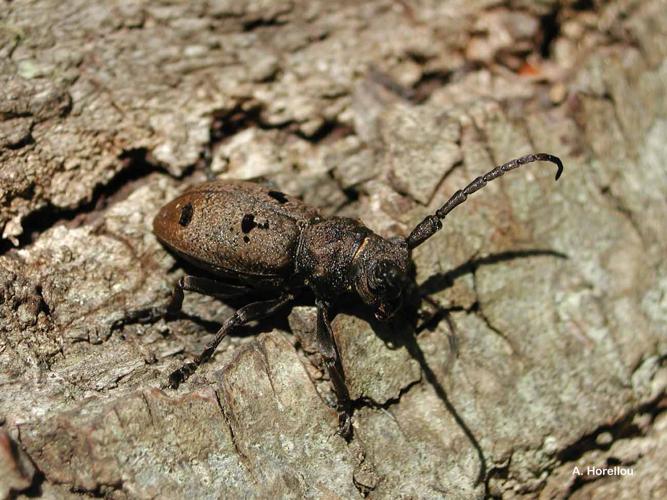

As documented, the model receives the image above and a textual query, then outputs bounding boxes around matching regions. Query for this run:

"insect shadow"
[129,212,569,497]
[165,247,567,490]
[335,247,568,489]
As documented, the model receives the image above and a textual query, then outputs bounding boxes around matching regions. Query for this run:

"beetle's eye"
[370,260,402,297]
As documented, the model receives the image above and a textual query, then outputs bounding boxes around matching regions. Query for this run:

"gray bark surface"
[1,0,666,498]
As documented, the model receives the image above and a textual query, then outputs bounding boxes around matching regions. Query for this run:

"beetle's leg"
[314,299,353,441]
[417,295,459,356]
[415,294,441,331]
[444,310,459,353]
[168,292,294,388]
[112,275,250,330]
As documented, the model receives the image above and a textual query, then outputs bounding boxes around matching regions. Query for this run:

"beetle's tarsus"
[337,409,353,440]
[111,306,175,331]
[168,362,197,388]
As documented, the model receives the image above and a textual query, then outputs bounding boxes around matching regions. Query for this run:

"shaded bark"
[1,1,666,498]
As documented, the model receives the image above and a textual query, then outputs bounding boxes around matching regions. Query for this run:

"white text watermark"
[572,465,634,477]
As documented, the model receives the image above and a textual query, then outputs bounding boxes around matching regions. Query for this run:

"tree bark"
[1,0,666,498]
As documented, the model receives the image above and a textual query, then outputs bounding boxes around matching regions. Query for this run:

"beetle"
[117,153,562,439]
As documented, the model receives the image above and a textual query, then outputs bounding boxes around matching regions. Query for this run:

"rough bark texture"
[1,0,666,498]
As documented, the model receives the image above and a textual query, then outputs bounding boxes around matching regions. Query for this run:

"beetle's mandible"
[117,153,563,439]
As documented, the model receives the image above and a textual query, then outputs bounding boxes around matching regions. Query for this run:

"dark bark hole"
[539,9,561,58]
[572,0,595,10]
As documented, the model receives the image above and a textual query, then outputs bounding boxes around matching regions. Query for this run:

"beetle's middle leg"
[113,275,250,330]
[168,292,294,388]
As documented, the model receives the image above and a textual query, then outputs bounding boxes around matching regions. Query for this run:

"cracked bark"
[1,0,666,498]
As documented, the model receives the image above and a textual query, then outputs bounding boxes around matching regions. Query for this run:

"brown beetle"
[118,153,563,438]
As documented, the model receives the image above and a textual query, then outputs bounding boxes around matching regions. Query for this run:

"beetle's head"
[354,236,411,321]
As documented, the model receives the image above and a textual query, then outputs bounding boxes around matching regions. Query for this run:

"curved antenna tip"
[554,157,564,181]
[534,153,564,181]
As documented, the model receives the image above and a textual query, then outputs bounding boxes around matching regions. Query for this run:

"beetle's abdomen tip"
[152,198,187,241]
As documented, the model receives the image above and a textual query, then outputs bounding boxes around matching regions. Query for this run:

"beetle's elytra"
[119,153,563,439]
[153,180,320,281]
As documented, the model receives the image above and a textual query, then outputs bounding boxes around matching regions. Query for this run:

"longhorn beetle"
[117,153,563,438]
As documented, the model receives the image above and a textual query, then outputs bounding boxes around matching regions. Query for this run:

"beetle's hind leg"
[168,292,294,388]
[112,275,250,330]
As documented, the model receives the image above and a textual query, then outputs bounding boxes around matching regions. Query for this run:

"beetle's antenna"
[406,153,563,249]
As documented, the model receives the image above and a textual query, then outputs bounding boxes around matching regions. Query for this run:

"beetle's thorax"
[295,217,410,313]
[295,217,372,297]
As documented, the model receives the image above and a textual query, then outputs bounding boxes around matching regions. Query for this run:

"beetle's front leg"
[315,300,353,440]
[168,292,294,388]
[112,275,250,330]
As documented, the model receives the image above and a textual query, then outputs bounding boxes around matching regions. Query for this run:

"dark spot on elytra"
[268,190,288,204]
[243,236,250,243]
[241,214,256,233]
[179,203,193,226]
